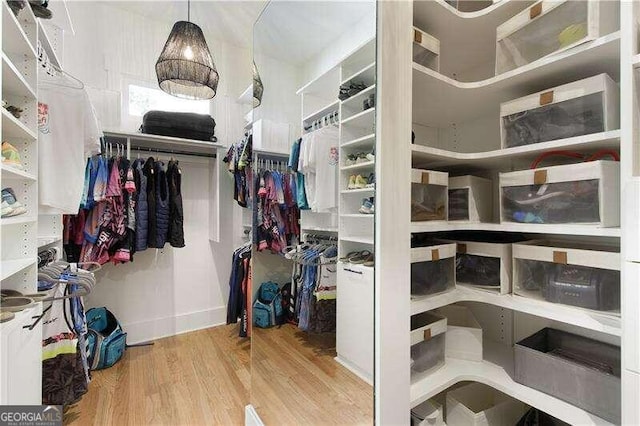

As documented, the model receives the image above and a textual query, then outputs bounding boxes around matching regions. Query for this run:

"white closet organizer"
[1,0,41,405]
[296,38,376,382]
[408,1,625,425]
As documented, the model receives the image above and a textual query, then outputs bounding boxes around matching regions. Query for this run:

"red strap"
[530,150,584,169]
[585,150,620,162]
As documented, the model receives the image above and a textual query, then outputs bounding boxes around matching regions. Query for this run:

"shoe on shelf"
[347,175,357,190]
[359,197,374,214]
[5,105,23,119]
[366,173,375,188]
[355,152,369,164]
[345,154,358,166]
[1,188,27,218]
[349,250,372,264]
[29,0,52,19]
[366,148,375,162]
[2,142,24,170]
[354,175,368,189]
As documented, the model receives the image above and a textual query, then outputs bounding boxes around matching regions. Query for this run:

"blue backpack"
[86,307,127,370]
[253,281,283,328]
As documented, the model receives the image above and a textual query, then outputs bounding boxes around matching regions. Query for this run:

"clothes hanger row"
[304,111,339,132]
[256,157,288,172]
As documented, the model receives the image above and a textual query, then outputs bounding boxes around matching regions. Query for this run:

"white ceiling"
[106,1,267,48]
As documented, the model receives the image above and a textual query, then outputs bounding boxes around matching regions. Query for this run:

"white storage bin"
[411,398,445,426]
[499,160,620,227]
[252,118,292,155]
[411,312,447,375]
[412,169,448,222]
[450,239,514,295]
[435,304,482,362]
[446,382,529,426]
[495,0,619,75]
[513,240,620,313]
[448,176,492,222]
[413,27,440,72]
[500,74,619,149]
[411,242,457,297]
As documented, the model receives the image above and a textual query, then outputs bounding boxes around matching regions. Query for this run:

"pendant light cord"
[187,0,190,22]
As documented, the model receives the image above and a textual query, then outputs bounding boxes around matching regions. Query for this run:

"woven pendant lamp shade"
[252,61,263,108]
[156,21,219,100]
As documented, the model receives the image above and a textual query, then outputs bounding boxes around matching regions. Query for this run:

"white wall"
[63,2,250,343]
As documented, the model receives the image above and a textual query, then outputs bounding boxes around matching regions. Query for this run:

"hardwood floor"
[65,323,373,425]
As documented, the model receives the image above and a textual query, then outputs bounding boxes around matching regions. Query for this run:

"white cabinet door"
[336,264,374,381]
[623,262,640,374]
[0,305,43,405]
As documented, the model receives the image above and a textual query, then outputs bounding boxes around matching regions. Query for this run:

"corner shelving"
[410,221,621,238]
[410,341,612,426]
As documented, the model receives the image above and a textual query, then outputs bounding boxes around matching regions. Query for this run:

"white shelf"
[340,107,375,129]
[410,340,613,426]
[302,100,339,125]
[103,130,223,157]
[340,236,373,245]
[37,236,61,248]
[341,84,376,110]
[341,214,374,219]
[1,53,36,98]
[412,130,621,169]
[1,109,37,140]
[296,66,340,96]
[341,187,375,194]
[1,258,36,281]
[410,285,621,336]
[301,226,338,233]
[410,221,621,238]
[341,133,375,150]
[413,32,620,128]
[1,164,36,181]
[632,53,640,68]
[2,0,36,57]
[340,160,375,171]
[341,62,376,86]
[37,20,62,70]
[1,215,36,226]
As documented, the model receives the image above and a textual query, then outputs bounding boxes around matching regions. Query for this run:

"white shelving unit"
[400,0,630,423]
[1,0,42,406]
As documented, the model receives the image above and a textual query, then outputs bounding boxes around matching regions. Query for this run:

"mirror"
[250,1,377,423]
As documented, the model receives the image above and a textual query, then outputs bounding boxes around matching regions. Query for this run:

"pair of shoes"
[359,197,374,214]
[339,250,374,266]
[347,175,368,190]
[363,94,376,111]
[345,150,374,166]
[1,188,27,218]
[339,81,367,101]
[2,142,24,170]
[363,173,375,187]
[4,104,23,119]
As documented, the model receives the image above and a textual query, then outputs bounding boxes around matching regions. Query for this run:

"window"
[128,84,210,117]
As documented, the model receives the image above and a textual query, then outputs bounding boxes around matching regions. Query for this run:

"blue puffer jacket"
[133,159,148,252]
[155,160,170,248]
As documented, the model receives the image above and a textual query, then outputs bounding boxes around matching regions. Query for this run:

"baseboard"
[245,405,264,426]
[334,356,374,386]
[122,306,227,344]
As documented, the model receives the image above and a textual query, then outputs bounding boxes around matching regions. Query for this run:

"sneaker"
[366,148,375,162]
[345,154,358,166]
[347,175,357,190]
[354,175,367,189]
[29,0,52,19]
[355,152,369,164]
[1,188,27,218]
[366,173,375,188]
[2,142,23,170]
[359,197,374,214]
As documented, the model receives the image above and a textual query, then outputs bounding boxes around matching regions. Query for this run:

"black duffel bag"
[141,110,216,142]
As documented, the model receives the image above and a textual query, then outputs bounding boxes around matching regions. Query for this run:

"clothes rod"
[129,146,216,159]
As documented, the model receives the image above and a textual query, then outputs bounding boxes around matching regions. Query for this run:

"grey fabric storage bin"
[514,328,620,424]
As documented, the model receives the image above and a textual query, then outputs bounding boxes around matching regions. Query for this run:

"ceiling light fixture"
[155,0,219,100]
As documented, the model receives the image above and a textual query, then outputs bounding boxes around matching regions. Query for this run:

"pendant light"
[155,0,219,100]
[252,61,263,108]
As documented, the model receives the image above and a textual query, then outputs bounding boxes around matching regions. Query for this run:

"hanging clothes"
[224,132,253,208]
[38,73,102,214]
[227,244,252,338]
[167,160,185,248]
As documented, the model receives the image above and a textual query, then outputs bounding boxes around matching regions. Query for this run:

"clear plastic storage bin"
[500,74,619,149]
[412,169,448,222]
[413,27,440,72]
[495,1,619,75]
[499,160,620,227]
[446,382,529,426]
[411,242,456,297]
[515,328,621,424]
[411,311,447,375]
[448,176,492,222]
[513,240,620,313]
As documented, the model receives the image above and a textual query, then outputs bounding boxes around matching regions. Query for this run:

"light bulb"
[183,46,194,60]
